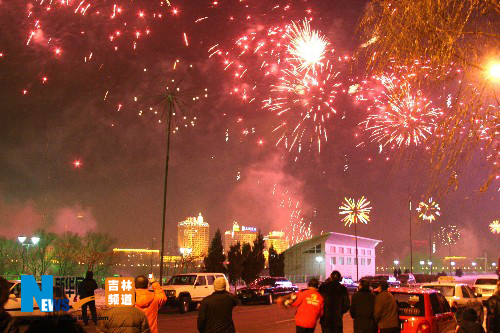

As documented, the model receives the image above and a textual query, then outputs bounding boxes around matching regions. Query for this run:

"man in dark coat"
[319,270,350,333]
[374,281,399,333]
[487,281,500,333]
[79,271,99,326]
[350,280,376,333]
[197,277,238,333]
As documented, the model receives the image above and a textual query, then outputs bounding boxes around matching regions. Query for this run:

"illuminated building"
[177,213,210,258]
[224,222,257,252]
[264,231,289,253]
[284,232,381,281]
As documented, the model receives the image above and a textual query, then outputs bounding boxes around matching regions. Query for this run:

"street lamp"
[18,236,40,274]
[394,260,399,266]
[315,256,323,280]
[427,261,433,274]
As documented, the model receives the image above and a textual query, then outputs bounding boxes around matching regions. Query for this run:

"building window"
[367,259,372,265]
[346,258,352,265]
[367,250,371,255]
[361,258,365,265]
[339,247,344,254]
[331,246,336,253]
[330,257,336,265]
[347,248,352,254]
[361,249,366,255]
[303,244,321,254]
[339,257,344,265]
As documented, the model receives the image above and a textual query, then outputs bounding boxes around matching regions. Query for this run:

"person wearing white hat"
[197,277,238,333]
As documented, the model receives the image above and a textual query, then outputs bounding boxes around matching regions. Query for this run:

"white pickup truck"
[162,273,229,313]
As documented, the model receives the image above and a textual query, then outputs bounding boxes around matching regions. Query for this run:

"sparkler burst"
[287,19,328,74]
[339,197,372,227]
[416,198,441,222]
[490,220,500,234]
[264,59,342,153]
[361,75,443,148]
[437,225,461,246]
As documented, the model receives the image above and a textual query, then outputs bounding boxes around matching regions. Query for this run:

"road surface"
[82,303,354,333]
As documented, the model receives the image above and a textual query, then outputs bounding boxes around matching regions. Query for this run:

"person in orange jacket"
[135,274,167,333]
[285,278,324,333]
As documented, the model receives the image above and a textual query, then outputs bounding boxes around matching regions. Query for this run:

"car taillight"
[417,321,431,333]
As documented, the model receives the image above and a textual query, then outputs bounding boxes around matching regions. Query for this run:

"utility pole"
[409,198,413,274]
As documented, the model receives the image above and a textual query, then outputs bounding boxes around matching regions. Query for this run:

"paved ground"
[82,303,354,333]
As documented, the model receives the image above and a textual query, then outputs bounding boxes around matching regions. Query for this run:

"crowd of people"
[195,270,500,333]
[0,271,499,333]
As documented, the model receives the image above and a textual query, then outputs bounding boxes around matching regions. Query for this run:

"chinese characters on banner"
[105,277,135,307]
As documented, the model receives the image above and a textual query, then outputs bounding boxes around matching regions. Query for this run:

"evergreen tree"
[227,242,243,292]
[241,242,255,285]
[252,230,266,278]
[203,229,226,273]
[268,246,279,277]
[277,252,285,277]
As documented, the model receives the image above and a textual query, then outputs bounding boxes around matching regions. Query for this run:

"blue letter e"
[21,275,53,312]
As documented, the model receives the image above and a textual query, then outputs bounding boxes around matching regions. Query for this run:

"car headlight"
[167,290,176,297]
[260,290,265,296]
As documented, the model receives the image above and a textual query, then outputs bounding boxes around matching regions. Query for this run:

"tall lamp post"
[18,236,40,274]
[339,197,372,282]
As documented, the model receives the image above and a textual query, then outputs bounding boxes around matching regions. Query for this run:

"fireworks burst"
[416,198,441,222]
[437,225,461,246]
[490,220,500,234]
[287,19,328,74]
[264,59,342,153]
[339,197,372,227]
[361,75,443,148]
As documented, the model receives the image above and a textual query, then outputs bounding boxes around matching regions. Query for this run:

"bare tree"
[53,232,82,276]
[80,232,117,276]
[26,229,57,277]
[358,0,499,193]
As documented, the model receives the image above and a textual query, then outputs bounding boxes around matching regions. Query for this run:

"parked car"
[399,273,417,287]
[384,287,457,333]
[6,280,44,317]
[472,277,497,304]
[236,277,298,305]
[421,277,484,325]
[162,273,229,313]
[361,275,401,289]
[341,277,359,293]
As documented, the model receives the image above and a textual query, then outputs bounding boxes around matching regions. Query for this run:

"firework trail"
[416,198,441,222]
[264,59,343,153]
[339,197,372,227]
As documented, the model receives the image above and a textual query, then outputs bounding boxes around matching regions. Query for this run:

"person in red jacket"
[286,278,324,333]
[135,274,167,333]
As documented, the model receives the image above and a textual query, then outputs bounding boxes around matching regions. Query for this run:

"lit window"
[330,257,336,265]
[361,258,365,265]
[339,257,344,265]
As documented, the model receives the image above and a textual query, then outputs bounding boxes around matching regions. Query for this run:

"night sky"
[0,0,497,261]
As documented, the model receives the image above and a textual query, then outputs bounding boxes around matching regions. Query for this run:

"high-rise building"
[224,222,257,252]
[177,213,210,258]
[264,231,289,254]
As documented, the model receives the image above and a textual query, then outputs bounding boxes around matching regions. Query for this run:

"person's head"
[330,270,342,282]
[308,278,319,289]
[379,281,389,291]
[359,279,370,291]
[135,275,149,289]
[85,271,93,279]
[0,276,10,310]
[213,277,227,292]
[462,307,478,322]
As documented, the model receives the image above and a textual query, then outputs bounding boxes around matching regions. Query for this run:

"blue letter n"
[21,275,53,312]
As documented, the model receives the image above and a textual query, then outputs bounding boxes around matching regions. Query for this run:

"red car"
[388,287,457,333]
